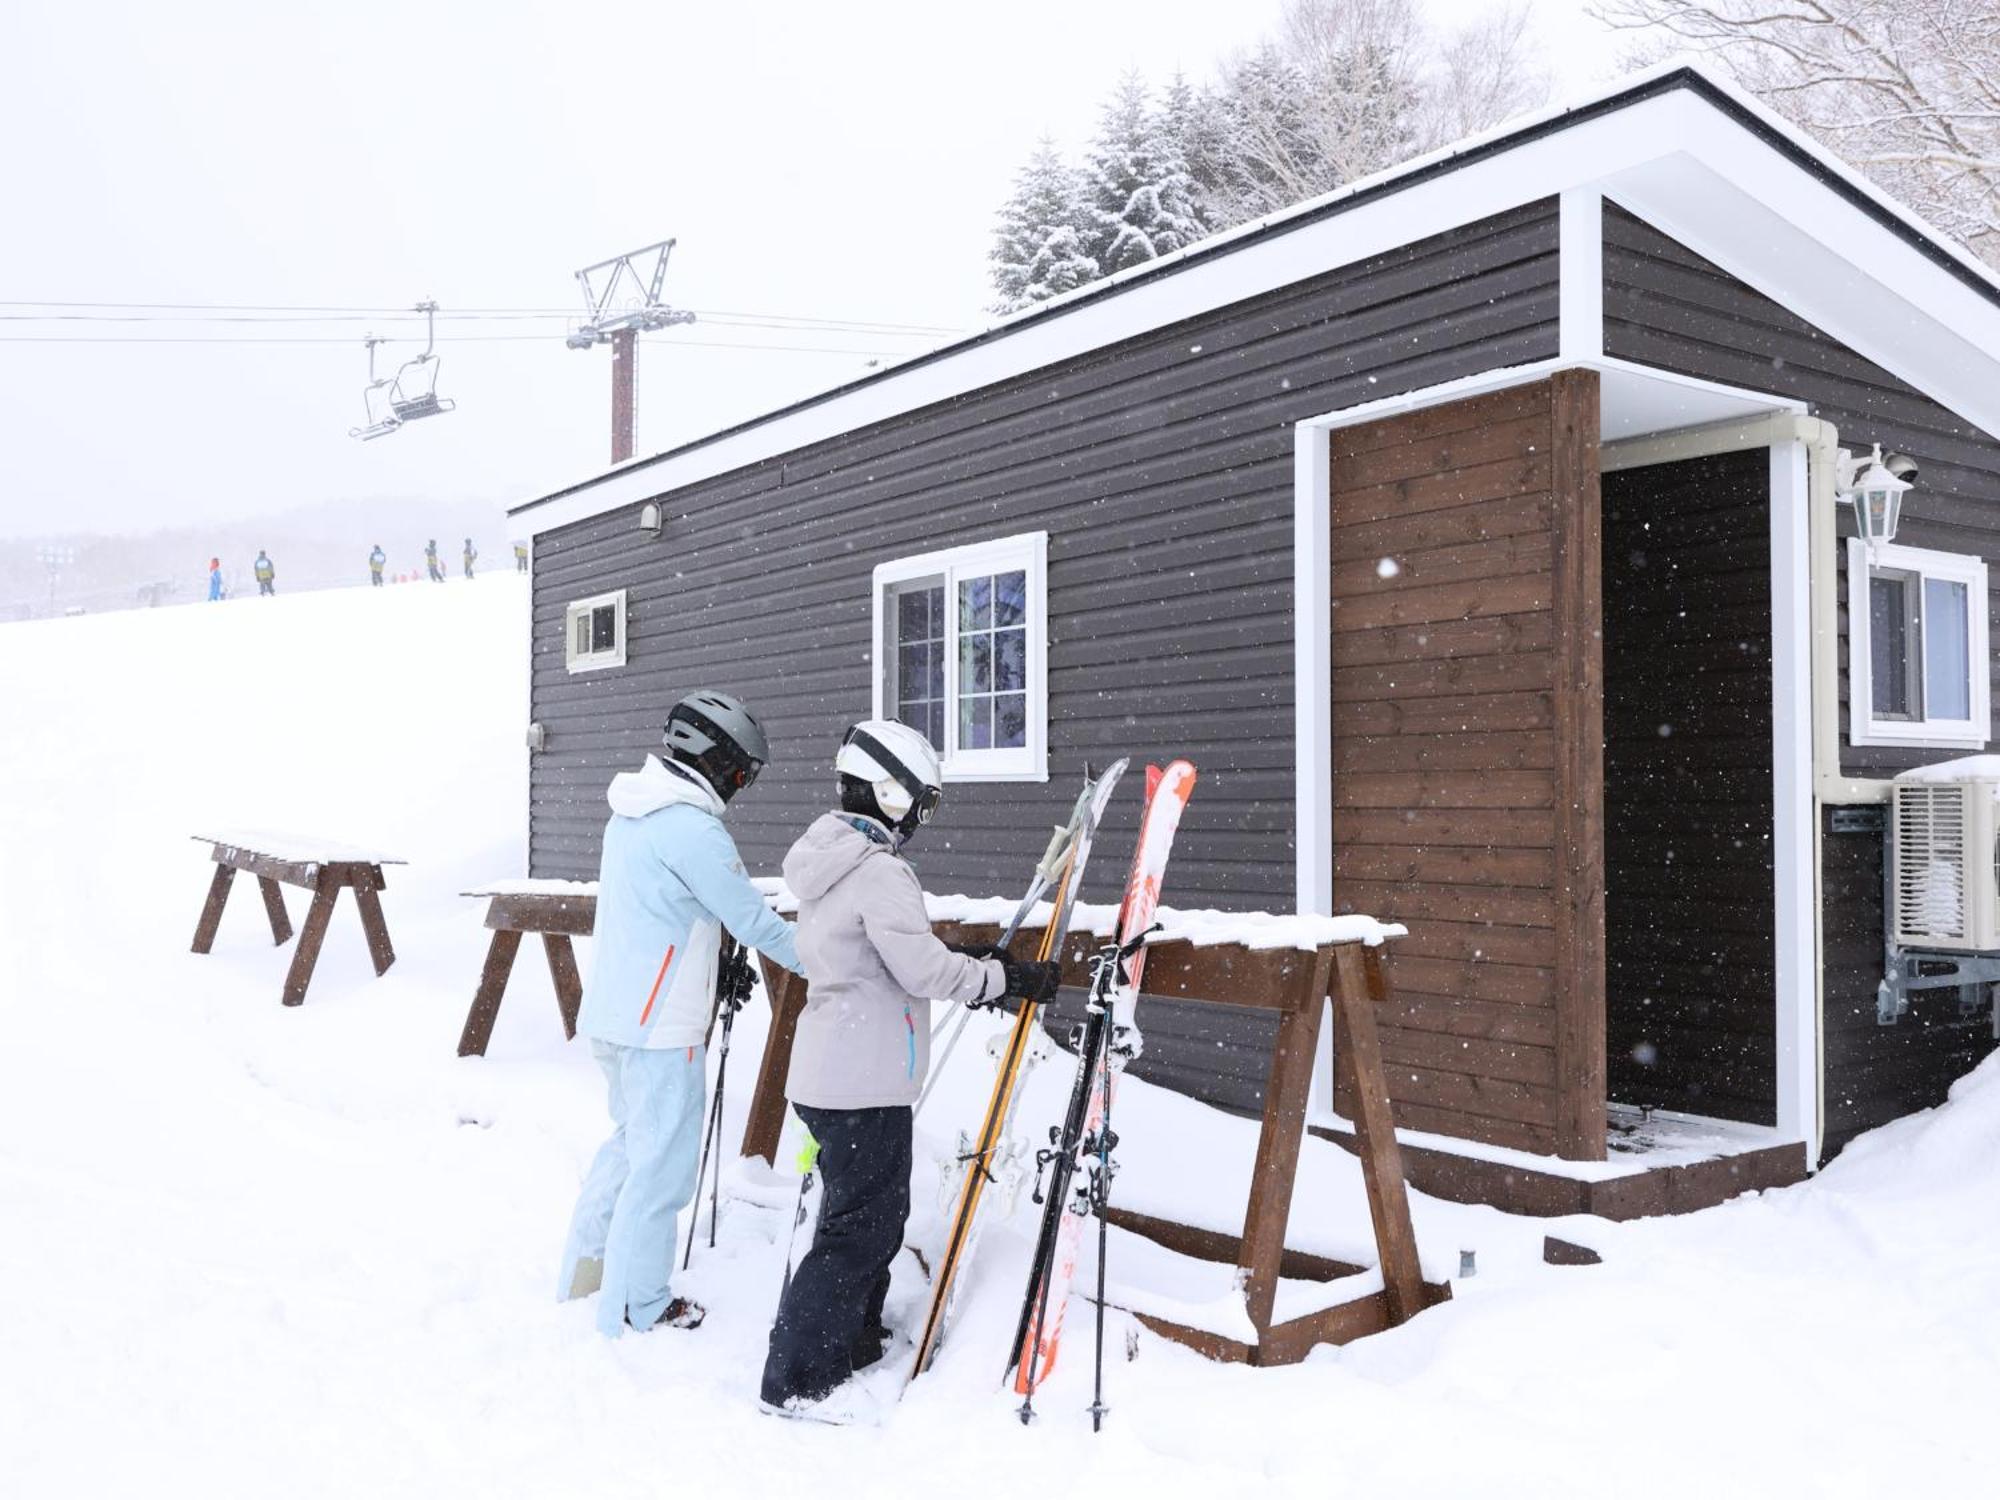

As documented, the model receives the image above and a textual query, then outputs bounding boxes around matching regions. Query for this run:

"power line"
[0,332,910,355]
[0,300,965,336]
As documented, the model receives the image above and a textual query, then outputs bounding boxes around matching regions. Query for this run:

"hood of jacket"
[782,812,897,902]
[605,754,724,820]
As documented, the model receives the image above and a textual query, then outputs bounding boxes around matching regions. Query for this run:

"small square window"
[1848,539,1988,748]
[564,589,628,674]
[874,533,1047,780]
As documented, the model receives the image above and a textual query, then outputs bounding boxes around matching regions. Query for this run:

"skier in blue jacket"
[558,690,805,1337]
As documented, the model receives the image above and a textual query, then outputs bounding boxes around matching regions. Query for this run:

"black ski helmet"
[663,690,770,802]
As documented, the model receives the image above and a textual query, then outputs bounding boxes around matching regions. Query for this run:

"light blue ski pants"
[559,1038,706,1337]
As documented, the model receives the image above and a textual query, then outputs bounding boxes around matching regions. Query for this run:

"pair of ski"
[906,756,1196,1433]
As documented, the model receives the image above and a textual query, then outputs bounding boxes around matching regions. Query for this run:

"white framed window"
[872,531,1048,781]
[564,588,628,674]
[1848,538,1989,748]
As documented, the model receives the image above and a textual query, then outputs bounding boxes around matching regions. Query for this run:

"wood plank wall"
[1329,373,1606,1159]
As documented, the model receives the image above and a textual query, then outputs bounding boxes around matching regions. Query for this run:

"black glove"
[999,954,1062,1004]
[946,942,1005,961]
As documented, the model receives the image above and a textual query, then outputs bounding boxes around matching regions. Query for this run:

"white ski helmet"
[836,719,943,826]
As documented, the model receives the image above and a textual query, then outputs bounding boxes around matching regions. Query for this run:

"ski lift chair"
[346,304,456,440]
[389,300,456,424]
[349,335,403,441]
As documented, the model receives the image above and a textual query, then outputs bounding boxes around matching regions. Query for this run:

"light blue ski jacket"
[576,755,803,1050]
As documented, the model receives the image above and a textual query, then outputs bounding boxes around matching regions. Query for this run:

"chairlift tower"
[565,240,696,464]
[35,542,75,617]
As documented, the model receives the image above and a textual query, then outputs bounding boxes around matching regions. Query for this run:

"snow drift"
[1,577,1995,1499]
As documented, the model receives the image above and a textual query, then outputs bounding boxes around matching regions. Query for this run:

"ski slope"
[1,578,1996,1499]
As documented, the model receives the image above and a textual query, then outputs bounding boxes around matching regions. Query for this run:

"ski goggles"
[842,726,942,825]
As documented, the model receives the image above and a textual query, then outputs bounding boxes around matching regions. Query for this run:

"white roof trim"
[516,65,2000,536]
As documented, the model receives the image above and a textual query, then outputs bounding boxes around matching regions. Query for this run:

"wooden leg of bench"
[191,863,235,954]
[351,869,396,976]
[257,877,292,945]
[458,929,522,1057]
[542,933,582,1040]
[741,963,808,1164]
[1237,949,1331,1338]
[1335,943,1426,1327]
[282,878,340,1007]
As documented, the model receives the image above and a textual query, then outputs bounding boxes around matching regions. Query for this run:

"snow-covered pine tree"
[1153,72,1214,253]
[989,137,1099,314]
[1085,73,1202,278]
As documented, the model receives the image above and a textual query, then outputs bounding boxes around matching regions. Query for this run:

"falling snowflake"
[1376,557,1401,579]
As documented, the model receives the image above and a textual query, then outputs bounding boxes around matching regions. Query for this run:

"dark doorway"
[1601,450,1776,1124]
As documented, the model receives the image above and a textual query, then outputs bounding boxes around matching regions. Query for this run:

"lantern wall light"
[1836,442,1915,549]
[637,501,664,538]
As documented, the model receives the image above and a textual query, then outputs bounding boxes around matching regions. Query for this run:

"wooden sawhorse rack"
[189,833,403,1007]
[455,886,595,1056]
[740,921,1448,1366]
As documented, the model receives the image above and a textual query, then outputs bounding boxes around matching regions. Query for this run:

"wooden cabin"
[510,65,2000,1208]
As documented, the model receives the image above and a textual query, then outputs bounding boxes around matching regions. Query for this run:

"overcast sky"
[0,1,1627,539]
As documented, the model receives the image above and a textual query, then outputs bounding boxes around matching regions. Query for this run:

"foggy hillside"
[0,492,515,620]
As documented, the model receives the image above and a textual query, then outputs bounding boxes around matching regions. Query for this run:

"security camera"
[1884,452,1920,484]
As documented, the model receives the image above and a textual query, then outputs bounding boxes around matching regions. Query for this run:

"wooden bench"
[456,883,597,1057]
[189,832,403,1007]
[740,916,1451,1367]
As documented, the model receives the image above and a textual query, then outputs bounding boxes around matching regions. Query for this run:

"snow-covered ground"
[2,579,1995,1499]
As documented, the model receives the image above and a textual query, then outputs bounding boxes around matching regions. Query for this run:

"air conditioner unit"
[1890,770,2000,952]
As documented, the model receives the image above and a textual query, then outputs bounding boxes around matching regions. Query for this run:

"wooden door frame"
[1291,356,1818,1161]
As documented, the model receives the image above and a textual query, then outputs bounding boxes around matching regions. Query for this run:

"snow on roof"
[512,61,2000,538]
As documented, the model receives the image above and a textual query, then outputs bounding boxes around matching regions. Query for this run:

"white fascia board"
[517,98,1708,536]
[1769,440,1820,1162]
[1603,125,2000,440]
[1559,188,1604,362]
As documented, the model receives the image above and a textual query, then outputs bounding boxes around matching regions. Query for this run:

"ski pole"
[1088,1026,1116,1433]
[681,939,752,1270]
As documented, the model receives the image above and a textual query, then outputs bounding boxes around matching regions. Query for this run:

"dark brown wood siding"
[1603,203,2000,1147]
[1602,450,1776,1125]
[1328,374,1605,1159]
[525,199,1561,928]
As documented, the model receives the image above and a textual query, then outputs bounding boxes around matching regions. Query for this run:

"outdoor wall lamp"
[1837,442,1913,549]
[637,501,664,537]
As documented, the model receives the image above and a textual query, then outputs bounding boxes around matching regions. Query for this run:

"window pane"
[899,643,929,701]
[995,628,1026,691]
[885,580,945,753]
[960,695,992,749]
[994,569,1027,627]
[995,692,1027,748]
[573,615,590,657]
[960,634,992,693]
[959,575,992,631]
[591,604,617,652]
[1925,577,1973,720]
[1871,573,1915,718]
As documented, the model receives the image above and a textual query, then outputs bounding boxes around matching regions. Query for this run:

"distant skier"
[424,539,444,583]
[207,558,223,602]
[557,691,806,1339]
[368,545,386,587]
[462,537,478,580]
[253,551,275,596]
[759,720,1056,1421]
[514,540,529,574]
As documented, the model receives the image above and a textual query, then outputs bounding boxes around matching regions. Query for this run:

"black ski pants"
[761,1103,910,1406]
